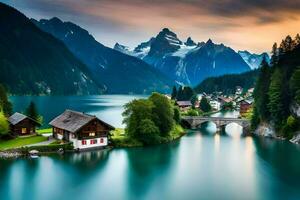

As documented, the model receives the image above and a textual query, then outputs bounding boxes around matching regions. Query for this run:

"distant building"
[248,88,254,94]
[209,100,221,111]
[8,112,41,135]
[218,96,232,107]
[50,110,114,150]
[176,101,192,111]
[235,86,243,95]
[239,100,253,114]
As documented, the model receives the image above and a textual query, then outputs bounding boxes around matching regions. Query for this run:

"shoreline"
[0,127,187,159]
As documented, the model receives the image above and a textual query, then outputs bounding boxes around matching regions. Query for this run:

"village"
[170,86,254,117]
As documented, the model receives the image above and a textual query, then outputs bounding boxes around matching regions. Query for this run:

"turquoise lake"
[1,95,300,200]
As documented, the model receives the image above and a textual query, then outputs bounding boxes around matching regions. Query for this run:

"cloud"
[2,0,300,53]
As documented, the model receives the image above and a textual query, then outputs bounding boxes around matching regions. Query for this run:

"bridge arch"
[181,116,251,135]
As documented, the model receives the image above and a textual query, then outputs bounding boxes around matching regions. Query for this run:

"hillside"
[194,70,259,95]
[0,3,102,95]
[32,18,171,94]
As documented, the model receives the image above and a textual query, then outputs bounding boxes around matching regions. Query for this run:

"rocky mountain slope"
[114,28,252,86]
[32,18,171,94]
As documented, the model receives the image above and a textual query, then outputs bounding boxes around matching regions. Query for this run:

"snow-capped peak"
[238,50,270,69]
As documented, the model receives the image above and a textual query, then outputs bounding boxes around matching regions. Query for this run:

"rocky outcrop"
[290,103,300,117]
[290,132,300,144]
[254,123,276,138]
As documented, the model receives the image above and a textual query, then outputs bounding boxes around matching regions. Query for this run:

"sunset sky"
[3,0,300,53]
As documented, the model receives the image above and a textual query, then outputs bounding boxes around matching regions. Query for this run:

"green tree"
[200,97,211,112]
[138,119,160,145]
[123,99,153,138]
[0,111,9,136]
[268,68,284,128]
[290,68,300,104]
[190,94,198,108]
[173,106,181,123]
[270,43,278,66]
[149,93,174,136]
[253,57,271,121]
[25,101,43,124]
[176,86,195,101]
[251,106,260,129]
[171,86,177,100]
[0,84,12,116]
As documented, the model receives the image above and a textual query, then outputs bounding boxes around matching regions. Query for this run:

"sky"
[3,0,300,53]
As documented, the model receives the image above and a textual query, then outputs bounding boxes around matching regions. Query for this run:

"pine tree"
[0,84,12,116]
[290,68,300,104]
[270,43,278,66]
[200,97,212,112]
[253,57,271,121]
[268,68,284,129]
[295,34,300,46]
[171,86,177,100]
[25,101,42,124]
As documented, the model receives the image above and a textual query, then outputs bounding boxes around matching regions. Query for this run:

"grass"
[36,128,52,134]
[0,135,48,151]
[169,124,185,139]
[111,128,143,148]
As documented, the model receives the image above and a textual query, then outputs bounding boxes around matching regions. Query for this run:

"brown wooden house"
[239,100,253,114]
[8,112,41,135]
[49,110,115,150]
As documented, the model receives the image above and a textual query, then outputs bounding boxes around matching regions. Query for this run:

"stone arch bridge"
[182,116,251,134]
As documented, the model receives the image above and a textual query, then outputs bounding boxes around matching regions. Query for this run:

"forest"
[252,34,300,138]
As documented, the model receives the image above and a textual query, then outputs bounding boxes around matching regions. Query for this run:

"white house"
[49,110,115,150]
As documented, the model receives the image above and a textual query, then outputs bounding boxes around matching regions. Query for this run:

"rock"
[290,132,300,144]
[254,123,276,138]
[290,103,300,117]
[0,151,22,159]
[29,150,39,155]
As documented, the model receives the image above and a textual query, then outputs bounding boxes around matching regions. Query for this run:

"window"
[89,132,95,137]
[90,139,98,145]
[21,128,27,134]
[82,140,87,145]
[100,138,104,143]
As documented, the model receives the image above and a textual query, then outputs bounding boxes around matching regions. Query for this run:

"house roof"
[176,101,192,106]
[49,109,114,133]
[239,99,253,105]
[8,112,40,126]
[218,96,232,103]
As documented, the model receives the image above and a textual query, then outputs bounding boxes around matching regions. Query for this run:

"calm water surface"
[1,95,300,200]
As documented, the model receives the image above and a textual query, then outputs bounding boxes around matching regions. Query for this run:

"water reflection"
[125,143,179,199]
[1,108,300,199]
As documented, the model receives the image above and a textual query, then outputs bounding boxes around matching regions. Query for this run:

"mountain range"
[32,18,171,94]
[114,28,269,85]
[0,3,101,95]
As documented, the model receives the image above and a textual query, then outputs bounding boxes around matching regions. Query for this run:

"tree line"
[252,34,300,138]
[194,70,259,95]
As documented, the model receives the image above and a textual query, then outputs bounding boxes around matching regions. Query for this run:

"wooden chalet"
[49,110,115,150]
[8,112,41,135]
[239,100,253,114]
[176,101,192,111]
